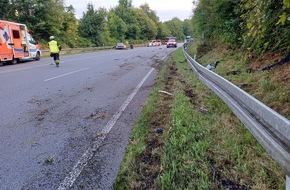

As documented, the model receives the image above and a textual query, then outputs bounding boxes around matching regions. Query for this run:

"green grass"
[114,60,168,189]
[192,43,290,119]
[159,91,213,189]
[114,47,285,190]
[182,45,285,189]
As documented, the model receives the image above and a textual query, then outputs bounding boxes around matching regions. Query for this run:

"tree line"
[191,0,290,57]
[0,0,193,48]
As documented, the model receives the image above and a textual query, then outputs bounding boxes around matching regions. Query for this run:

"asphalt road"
[0,45,177,190]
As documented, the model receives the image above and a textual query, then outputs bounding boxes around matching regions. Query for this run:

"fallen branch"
[158,90,173,96]
[259,54,290,71]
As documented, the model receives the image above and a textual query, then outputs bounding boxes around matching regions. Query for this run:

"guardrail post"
[193,54,196,60]
[287,176,290,190]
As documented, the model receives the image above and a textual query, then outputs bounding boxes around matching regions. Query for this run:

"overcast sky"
[64,0,194,22]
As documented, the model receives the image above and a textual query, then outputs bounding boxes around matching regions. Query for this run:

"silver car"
[115,42,127,50]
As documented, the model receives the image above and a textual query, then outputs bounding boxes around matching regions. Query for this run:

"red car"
[166,39,177,48]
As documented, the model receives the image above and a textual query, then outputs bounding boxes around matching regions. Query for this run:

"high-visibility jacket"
[48,40,60,53]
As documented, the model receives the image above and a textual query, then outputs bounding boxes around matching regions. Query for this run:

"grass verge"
[114,48,285,190]
[187,43,290,119]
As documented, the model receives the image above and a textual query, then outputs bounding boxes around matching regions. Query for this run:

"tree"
[1,0,65,41]
[0,0,17,20]
[192,0,290,56]
[139,3,159,23]
[182,19,194,37]
[156,22,171,40]
[240,0,290,54]
[59,5,91,47]
[78,4,107,46]
[107,11,127,42]
[192,0,242,46]
[1,1,193,48]
[134,8,158,40]
[164,17,185,40]
[114,0,140,39]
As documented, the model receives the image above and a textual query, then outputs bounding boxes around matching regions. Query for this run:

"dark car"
[166,39,177,48]
[115,42,127,50]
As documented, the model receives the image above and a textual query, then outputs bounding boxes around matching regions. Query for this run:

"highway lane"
[0,45,176,189]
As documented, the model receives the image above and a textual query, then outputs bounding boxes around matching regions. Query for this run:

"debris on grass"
[158,90,173,96]
[259,54,290,71]
[154,128,163,135]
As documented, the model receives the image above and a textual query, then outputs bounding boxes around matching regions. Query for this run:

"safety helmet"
[49,36,55,40]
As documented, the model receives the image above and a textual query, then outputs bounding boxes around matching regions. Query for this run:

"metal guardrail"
[182,48,290,189]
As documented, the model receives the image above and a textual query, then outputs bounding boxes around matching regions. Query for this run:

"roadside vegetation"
[192,0,290,56]
[2,0,288,188]
[189,0,290,119]
[1,0,191,48]
[114,48,285,189]
[186,42,290,120]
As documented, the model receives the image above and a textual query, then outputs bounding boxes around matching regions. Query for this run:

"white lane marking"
[0,64,47,74]
[1,52,165,74]
[57,68,155,190]
[161,54,168,60]
[0,55,104,74]
[44,68,89,81]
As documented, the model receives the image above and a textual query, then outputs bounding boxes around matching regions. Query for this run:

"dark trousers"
[50,53,60,63]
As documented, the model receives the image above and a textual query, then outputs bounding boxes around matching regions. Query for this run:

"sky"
[64,0,194,22]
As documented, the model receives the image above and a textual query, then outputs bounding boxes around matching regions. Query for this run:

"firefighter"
[48,36,61,67]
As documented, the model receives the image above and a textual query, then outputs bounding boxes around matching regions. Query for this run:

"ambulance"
[0,20,41,65]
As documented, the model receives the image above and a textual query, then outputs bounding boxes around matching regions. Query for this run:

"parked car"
[155,40,162,46]
[147,40,156,47]
[165,36,176,45]
[166,39,177,48]
[147,40,162,47]
[115,42,127,50]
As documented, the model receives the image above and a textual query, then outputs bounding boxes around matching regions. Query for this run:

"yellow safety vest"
[48,40,60,53]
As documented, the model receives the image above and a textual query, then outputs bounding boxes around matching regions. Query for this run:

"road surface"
[0,45,177,189]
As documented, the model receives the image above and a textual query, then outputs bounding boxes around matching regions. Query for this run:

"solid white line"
[161,54,168,60]
[44,68,89,81]
[57,68,155,190]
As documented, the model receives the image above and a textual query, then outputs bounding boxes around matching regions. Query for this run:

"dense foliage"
[2,0,289,54]
[0,0,193,47]
[192,0,290,56]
